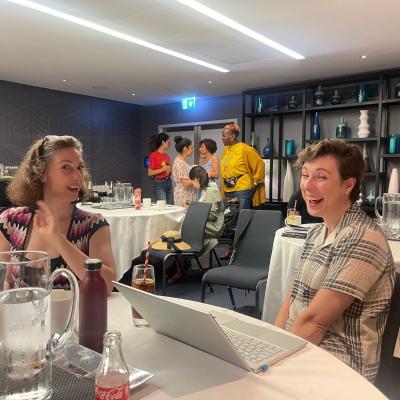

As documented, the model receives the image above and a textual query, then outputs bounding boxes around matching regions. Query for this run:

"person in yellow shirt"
[221,123,266,209]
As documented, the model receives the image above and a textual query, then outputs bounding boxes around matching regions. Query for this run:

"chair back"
[375,272,400,396]
[181,202,211,253]
[231,209,281,269]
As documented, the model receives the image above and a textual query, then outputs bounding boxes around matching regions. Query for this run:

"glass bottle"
[79,258,107,353]
[134,188,142,209]
[95,331,130,400]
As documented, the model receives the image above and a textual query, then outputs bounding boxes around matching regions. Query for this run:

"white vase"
[357,110,370,138]
[388,168,399,193]
[282,160,294,202]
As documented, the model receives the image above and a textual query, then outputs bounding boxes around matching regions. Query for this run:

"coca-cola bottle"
[79,258,107,353]
[134,188,142,210]
[95,331,130,400]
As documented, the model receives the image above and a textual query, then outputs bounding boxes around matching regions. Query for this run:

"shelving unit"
[242,68,400,208]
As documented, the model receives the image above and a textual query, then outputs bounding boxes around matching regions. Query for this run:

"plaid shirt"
[285,203,395,381]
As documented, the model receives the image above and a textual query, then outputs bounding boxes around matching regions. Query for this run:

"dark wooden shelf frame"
[242,67,400,203]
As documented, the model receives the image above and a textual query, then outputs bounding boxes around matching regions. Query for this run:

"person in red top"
[148,133,173,204]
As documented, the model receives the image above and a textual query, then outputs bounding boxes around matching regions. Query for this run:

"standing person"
[220,123,266,209]
[172,136,198,206]
[0,135,116,295]
[199,139,219,182]
[148,133,173,204]
[275,139,395,382]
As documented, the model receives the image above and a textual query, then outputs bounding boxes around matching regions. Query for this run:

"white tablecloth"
[262,226,400,324]
[108,293,387,399]
[78,204,185,280]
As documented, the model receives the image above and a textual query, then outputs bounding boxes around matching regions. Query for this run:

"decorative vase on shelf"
[330,89,341,105]
[271,96,279,111]
[262,138,272,158]
[313,85,324,106]
[250,131,257,151]
[311,112,321,140]
[288,95,298,109]
[256,97,263,113]
[336,117,347,138]
[367,190,375,206]
[362,143,372,172]
[356,84,368,103]
[388,168,399,193]
[282,160,294,202]
[357,110,370,138]
[395,83,400,99]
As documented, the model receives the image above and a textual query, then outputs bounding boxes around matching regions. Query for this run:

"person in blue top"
[199,139,219,182]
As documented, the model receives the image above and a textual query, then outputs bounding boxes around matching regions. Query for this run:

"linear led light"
[6,0,230,73]
[176,0,305,60]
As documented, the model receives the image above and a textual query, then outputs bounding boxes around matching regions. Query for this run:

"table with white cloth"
[107,292,388,399]
[78,204,185,280]
[262,226,400,324]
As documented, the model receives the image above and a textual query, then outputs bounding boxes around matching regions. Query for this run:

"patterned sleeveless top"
[0,206,109,288]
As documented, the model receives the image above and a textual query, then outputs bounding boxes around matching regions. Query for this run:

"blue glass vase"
[311,112,321,140]
[262,138,272,158]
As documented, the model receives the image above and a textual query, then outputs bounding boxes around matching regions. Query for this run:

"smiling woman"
[0,135,116,294]
[275,139,395,382]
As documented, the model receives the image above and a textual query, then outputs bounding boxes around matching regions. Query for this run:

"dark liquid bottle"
[79,258,107,353]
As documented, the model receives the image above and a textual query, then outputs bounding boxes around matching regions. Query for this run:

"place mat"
[52,365,95,400]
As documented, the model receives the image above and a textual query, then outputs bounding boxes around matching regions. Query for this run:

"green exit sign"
[181,97,196,110]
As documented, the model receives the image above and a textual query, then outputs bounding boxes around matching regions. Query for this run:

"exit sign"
[181,97,196,110]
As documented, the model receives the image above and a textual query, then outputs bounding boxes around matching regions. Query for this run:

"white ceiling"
[1,0,400,105]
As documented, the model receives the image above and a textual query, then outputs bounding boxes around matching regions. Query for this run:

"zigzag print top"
[0,206,109,288]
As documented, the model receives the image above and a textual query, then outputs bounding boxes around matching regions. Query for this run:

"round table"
[262,226,400,324]
[78,204,185,280]
[108,293,387,400]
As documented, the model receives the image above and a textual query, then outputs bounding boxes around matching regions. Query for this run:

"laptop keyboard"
[222,327,284,364]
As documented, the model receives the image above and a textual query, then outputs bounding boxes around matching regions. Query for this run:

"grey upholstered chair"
[150,201,212,295]
[375,272,400,399]
[201,209,282,317]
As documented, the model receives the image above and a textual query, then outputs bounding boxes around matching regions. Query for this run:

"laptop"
[113,281,306,373]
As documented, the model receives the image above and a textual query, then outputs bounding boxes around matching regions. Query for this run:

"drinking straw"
[143,241,150,280]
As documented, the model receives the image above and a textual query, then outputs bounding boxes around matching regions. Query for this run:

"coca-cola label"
[95,382,130,400]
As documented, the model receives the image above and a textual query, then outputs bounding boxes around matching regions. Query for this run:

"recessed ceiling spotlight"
[208,80,212,84]
[131,93,136,96]
[176,0,305,60]
[361,55,367,59]
[6,0,229,73]
[62,79,67,82]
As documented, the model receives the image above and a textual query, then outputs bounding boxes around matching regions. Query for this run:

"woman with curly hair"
[0,135,116,294]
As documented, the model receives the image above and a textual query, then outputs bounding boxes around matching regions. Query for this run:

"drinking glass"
[286,208,301,225]
[122,183,133,203]
[131,264,155,327]
[0,251,78,400]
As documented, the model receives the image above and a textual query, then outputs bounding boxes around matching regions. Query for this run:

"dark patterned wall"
[0,80,140,184]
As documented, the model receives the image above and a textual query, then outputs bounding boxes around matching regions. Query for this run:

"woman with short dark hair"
[199,138,219,181]
[275,139,395,382]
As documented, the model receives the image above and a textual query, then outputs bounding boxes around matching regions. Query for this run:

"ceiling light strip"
[7,0,229,73]
[176,0,305,60]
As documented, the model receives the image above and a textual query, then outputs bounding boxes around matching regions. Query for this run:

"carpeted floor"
[118,245,265,319]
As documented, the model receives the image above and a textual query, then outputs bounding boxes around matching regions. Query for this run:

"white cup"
[51,289,72,335]
[157,200,166,210]
[142,198,151,209]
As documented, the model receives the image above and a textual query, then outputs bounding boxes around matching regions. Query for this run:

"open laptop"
[113,281,306,373]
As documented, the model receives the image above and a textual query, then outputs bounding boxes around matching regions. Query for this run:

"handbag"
[223,174,243,188]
